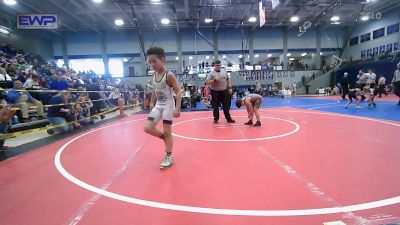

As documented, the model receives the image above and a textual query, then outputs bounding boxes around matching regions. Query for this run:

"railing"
[296,69,335,89]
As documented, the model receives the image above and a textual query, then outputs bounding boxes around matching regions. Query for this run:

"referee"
[206,60,235,124]
[341,72,350,100]
[392,63,400,105]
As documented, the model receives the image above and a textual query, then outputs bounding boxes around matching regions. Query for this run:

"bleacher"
[1,42,143,135]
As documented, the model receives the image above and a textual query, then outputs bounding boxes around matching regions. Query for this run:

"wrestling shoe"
[253,121,262,126]
[160,154,173,170]
[244,120,253,125]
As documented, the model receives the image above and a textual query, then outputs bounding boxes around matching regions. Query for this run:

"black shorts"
[348,91,358,101]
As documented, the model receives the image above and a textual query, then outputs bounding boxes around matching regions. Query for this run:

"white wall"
[342,9,400,61]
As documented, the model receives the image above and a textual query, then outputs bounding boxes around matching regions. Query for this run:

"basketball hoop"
[330,55,343,68]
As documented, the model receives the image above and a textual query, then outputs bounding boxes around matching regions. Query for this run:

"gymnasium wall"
[341,9,400,61]
[52,26,343,76]
[53,27,343,57]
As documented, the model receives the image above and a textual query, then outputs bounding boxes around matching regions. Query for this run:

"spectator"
[305,84,310,95]
[367,69,376,88]
[356,70,367,88]
[144,80,153,109]
[72,103,89,126]
[255,80,262,95]
[47,91,74,134]
[6,80,44,123]
[49,71,69,90]
[0,107,16,151]
[23,74,40,89]
[37,76,49,89]
[16,71,28,84]
[377,75,387,98]
[108,87,121,106]
[6,63,16,77]
[392,63,400,105]
[76,96,93,124]
[0,67,13,89]
[87,78,104,119]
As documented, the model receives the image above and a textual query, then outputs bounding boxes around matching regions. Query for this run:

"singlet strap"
[154,70,168,83]
[164,70,173,87]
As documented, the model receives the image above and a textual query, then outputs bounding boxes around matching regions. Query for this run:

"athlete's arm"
[150,89,156,109]
[167,72,182,117]
[245,98,254,119]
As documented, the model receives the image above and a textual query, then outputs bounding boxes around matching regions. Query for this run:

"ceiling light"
[222,55,226,58]
[248,17,257,23]
[290,16,299,22]
[205,56,210,59]
[330,16,340,22]
[122,58,128,62]
[238,55,243,58]
[205,18,213,23]
[115,19,124,26]
[3,0,16,5]
[331,22,341,25]
[255,54,259,58]
[161,18,170,24]
[189,56,193,60]
[0,27,10,35]
[267,54,272,58]
[287,53,291,57]
[361,15,369,21]
[301,53,307,57]
[151,0,160,2]
[92,0,102,3]
[289,58,295,60]
[175,56,179,60]
[320,52,323,55]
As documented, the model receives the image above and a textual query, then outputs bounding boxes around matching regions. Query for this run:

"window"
[56,59,65,68]
[387,23,399,35]
[69,59,105,75]
[109,58,124,77]
[350,36,359,46]
[360,33,371,43]
[373,27,385,39]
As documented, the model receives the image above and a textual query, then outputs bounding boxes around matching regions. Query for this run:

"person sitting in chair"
[6,80,44,123]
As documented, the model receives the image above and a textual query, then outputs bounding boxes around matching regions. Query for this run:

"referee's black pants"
[210,89,232,122]
[342,86,349,100]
